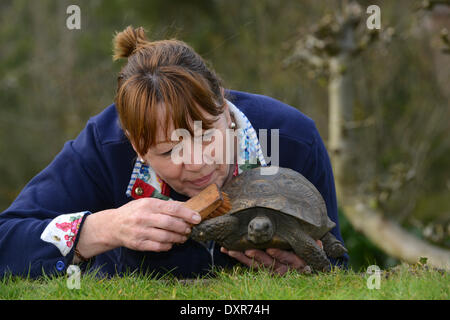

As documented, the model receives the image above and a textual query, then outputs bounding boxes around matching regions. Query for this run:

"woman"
[0,26,348,278]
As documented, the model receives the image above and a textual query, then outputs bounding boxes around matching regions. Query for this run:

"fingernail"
[245,250,255,257]
[192,214,202,223]
[185,227,192,234]
[228,251,237,257]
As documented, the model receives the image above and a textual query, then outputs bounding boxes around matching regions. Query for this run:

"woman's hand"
[220,240,323,276]
[111,198,202,252]
[75,198,202,261]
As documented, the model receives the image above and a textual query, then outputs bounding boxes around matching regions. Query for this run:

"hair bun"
[113,26,149,61]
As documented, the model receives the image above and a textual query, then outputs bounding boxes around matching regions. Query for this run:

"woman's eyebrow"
[156,140,173,145]
[155,141,176,149]
[156,138,183,147]
[157,133,189,145]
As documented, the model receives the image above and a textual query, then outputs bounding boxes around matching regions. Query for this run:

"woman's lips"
[189,171,214,187]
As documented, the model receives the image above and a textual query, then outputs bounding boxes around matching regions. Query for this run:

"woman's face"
[135,103,235,197]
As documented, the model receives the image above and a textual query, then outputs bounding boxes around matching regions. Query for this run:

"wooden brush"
[183,183,231,222]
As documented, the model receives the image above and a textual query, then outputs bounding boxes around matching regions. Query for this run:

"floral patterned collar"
[126,99,267,200]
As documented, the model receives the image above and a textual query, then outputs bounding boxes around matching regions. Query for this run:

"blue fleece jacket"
[0,90,348,278]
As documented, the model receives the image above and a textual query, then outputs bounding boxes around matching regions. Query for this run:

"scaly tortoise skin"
[191,167,347,272]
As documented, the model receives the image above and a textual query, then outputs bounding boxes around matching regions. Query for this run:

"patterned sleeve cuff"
[40,211,90,256]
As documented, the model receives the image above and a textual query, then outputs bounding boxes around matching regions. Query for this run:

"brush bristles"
[207,192,231,219]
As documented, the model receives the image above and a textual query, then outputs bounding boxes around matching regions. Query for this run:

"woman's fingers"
[152,199,202,225]
[146,213,192,235]
[145,227,188,244]
[316,240,323,249]
[220,247,261,268]
[136,199,201,235]
[245,249,303,276]
[128,226,188,251]
[131,239,173,252]
[272,264,290,276]
[221,247,284,271]
[266,248,306,270]
[222,240,325,276]
[245,249,278,269]
[220,248,256,267]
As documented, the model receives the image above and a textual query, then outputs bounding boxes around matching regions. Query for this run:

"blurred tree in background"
[0,0,448,271]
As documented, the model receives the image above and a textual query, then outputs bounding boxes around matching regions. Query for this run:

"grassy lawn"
[0,264,448,300]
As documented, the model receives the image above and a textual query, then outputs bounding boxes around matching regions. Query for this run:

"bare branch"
[440,28,450,53]
[419,0,450,11]
[343,198,450,270]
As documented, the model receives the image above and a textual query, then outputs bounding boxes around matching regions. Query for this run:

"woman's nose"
[184,161,206,172]
[183,141,207,171]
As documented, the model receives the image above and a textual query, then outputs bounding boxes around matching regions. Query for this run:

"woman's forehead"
[154,121,175,145]
[152,101,219,144]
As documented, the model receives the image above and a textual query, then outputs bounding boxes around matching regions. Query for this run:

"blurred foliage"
[339,209,399,271]
[0,0,448,269]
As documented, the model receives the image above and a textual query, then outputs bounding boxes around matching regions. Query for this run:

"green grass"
[0,264,448,300]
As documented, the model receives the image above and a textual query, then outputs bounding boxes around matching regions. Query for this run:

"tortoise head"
[247,215,274,244]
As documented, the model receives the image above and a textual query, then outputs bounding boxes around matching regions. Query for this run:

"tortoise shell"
[222,167,335,238]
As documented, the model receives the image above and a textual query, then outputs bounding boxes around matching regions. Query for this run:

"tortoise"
[190,167,348,272]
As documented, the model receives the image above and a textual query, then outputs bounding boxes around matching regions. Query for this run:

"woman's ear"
[220,93,232,127]
[125,129,145,160]
[225,105,235,129]
[129,140,144,161]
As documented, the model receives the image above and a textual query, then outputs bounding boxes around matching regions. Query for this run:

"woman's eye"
[161,149,172,156]
[202,130,215,140]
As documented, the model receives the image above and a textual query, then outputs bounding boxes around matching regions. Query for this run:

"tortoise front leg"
[321,232,348,259]
[286,231,332,272]
[190,215,239,244]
